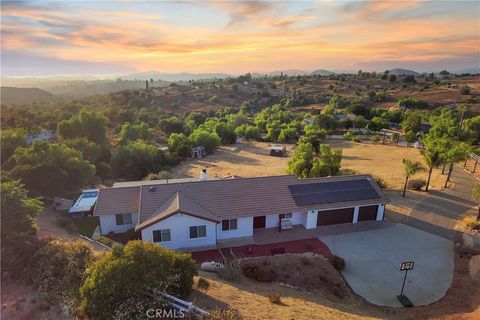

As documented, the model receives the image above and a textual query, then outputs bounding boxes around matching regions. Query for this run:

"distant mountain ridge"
[121,72,231,81]
[388,68,419,76]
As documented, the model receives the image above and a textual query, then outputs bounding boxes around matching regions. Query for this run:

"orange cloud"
[1,0,478,74]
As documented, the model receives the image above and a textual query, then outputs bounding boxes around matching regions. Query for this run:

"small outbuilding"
[270,145,287,157]
[191,146,207,159]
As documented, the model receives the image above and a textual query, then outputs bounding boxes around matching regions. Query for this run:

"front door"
[253,216,266,229]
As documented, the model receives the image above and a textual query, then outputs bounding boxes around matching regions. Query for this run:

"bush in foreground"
[328,255,346,271]
[29,240,94,317]
[461,215,480,231]
[408,178,426,190]
[268,293,282,304]
[80,240,197,319]
[241,262,276,282]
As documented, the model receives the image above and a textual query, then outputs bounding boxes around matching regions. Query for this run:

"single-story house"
[93,174,389,250]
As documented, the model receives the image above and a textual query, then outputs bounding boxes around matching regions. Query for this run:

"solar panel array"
[288,179,380,206]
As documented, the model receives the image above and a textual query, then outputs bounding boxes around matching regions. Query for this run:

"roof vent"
[149,186,156,192]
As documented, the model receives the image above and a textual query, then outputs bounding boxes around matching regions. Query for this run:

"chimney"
[200,168,208,181]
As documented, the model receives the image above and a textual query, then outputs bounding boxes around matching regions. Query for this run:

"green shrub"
[352,137,361,143]
[462,215,480,231]
[328,255,345,271]
[408,179,426,190]
[209,95,219,103]
[80,241,197,319]
[241,262,276,282]
[372,175,388,189]
[197,277,211,290]
[460,86,470,95]
[343,131,353,140]
[372,135,381,144]
[97,236,114,247]
[268,293,282,304]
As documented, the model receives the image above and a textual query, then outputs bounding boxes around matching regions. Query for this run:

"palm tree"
[443,142,470,188]
[472,184,480,220]
[422,140,444,192]
[402,159,424,197]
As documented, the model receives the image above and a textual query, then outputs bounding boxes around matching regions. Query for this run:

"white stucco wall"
[265,214,278,228]
[376,203,385,220]
[99,213,136,235]
[141,213,216,250]
[217,217,253,240]
[305,210,318,229]
[265,212,306,229]
[292,212,306,225]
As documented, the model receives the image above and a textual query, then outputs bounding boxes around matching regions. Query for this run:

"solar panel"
[288,179,380,206]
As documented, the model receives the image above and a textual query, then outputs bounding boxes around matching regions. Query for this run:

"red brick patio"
[190,238,331,264]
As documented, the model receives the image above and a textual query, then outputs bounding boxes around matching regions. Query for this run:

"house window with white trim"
[153,229,171,243]
[115,213,132,225]
[222,219,237,231]
[279,213,292,220]
[189,225,207,239]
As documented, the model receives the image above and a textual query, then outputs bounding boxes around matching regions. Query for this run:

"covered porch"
[252,220,387,245]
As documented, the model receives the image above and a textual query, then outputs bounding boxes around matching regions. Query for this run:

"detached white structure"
[94,172,388,249]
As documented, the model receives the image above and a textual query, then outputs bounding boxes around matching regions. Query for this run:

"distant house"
[25,129,56,144]
[191,146,206,159]
[69,189,99,218]
[93,173,389,250]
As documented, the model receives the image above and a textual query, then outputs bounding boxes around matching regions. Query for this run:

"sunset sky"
[1,0,479,76]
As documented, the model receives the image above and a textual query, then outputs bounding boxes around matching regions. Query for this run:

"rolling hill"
[1,87,55,104]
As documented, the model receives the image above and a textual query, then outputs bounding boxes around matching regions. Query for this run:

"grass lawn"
[71,216,99,237]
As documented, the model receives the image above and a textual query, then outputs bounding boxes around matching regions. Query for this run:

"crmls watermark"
[146,308,186,319]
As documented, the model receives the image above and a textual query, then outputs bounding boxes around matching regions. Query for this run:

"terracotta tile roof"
[93,174,389,231]
[93,186,141,216]
[136,191,219,230]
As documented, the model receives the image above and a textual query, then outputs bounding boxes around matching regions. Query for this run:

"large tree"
[80,241,196,319]
[118,122,154,143]
[287,141,316,178]
[1,179,43,273]
[1,128,27,164]
[57,109,109,144]
[111,140,167,180]
[189,129,221,154]
[168,133,192,159]
[11,141,96,195]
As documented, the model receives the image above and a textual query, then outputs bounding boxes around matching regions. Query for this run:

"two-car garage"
[316,205,379,226]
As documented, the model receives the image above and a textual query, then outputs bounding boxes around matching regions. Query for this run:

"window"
[153,229,171,243]
[115,213,132,225]
[279,213,292,220]
[221,219,237,231]
[189,225,207,239]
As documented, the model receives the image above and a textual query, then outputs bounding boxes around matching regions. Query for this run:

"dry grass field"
[170,140,445,191]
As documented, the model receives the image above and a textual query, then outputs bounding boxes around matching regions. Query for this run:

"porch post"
[353,206,359,223]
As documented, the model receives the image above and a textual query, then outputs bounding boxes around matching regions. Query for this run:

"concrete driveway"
[320,223,453,307]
